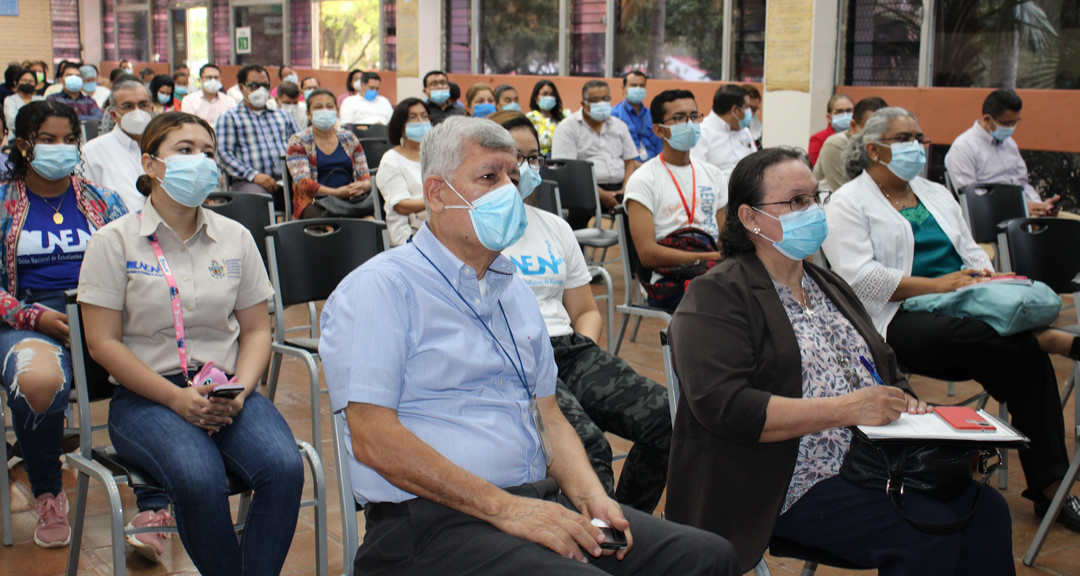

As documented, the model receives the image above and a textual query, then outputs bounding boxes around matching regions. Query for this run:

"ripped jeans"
[0,290,72,498]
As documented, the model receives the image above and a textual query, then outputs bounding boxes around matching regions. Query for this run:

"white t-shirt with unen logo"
[503,206,593,338]
[623,155,729,242]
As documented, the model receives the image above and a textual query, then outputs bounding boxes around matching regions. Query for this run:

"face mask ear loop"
[751,206,782,244]
[442,178,475,210]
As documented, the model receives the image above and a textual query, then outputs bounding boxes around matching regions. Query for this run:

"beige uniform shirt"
[77,198,274,376]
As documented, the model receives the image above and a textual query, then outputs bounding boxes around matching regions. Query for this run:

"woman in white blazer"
[821,107,1080,532]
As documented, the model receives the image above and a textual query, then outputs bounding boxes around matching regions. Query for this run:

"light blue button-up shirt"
[320,224,556,505]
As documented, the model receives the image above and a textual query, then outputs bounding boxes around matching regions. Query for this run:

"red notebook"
[935,406,997,431]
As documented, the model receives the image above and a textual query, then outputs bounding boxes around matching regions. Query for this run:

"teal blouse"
[900,201,964,278]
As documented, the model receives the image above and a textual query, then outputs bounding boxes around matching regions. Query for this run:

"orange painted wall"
[837,86,1080,154]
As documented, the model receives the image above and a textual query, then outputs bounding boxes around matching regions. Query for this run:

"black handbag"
[311,167,374,218]
[839,433,1001,535]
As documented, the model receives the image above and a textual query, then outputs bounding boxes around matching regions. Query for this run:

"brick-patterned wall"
[0,0,54,65]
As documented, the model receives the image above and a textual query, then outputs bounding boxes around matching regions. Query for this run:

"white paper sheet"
[857,410,1027,443]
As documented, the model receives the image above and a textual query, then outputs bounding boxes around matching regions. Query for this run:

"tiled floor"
[3,243,1079,575]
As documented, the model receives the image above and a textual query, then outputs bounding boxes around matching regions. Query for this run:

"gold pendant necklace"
[40,190,68,224]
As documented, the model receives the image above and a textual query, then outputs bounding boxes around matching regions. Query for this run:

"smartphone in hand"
[591,518,628,550]
[209,384,244,399]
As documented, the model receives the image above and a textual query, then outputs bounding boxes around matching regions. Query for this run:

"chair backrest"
[81,120,100,142]
[358,138,393,171]
[349,124,389,141]
[65,290,116,458]
[532,180,563,216]
[540,159,599,213]
[1000,218,1080,294]
[660,330,679,427]
[265,218,387,309]
[613,205,646,305]
[203,191,275,265]
[958,183,1026,244]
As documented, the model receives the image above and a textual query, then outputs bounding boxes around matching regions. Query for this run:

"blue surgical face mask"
[311,109,338,131]
[284,74,299,85]
[30,144,80,181]
[443,179,528,251]
[662,122,701,152]
[738,106,753,130]
[472,103,497,118]
[157,93,172,104]
[990,121,1015,142]
[304,89,314,100]
[831,112,853,132]
[405,121,432,142]
[626,87,647,105]
[63,75,83,93]
[882,141,926,182]
[502,102,521,112]
[364,89,378,101]
[83,81,97,94]
[154,154,221,208]
[538,96,557,111]
[589,101,612,121]
[429,89,451,105]
[754,204,829,261]
[174,85,188,97]
[517,161,542,199]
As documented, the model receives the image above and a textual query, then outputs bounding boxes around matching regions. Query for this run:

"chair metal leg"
[1024,438,1080,566]
[799,561,819,576]
[753,557,771,576]
[65,473,90,576]
[947,381,956,396]
[297,440,328,576]
[308,301,320,339]
[630,315,644,342]
[614,314,631,356]
[266,350,284,402]
[65,455,127,576]
[236,493,252,536]
[998,402,1009,490]
[332,415,358,576]
[1,401,12,546]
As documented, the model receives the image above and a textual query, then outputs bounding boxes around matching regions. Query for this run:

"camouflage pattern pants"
[551,333,671,514]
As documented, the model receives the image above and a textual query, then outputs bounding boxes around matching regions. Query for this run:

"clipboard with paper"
[854,410,1029,448]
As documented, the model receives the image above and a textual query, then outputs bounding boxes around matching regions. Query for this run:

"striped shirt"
[46,91,102,122]
[215,104,298,182]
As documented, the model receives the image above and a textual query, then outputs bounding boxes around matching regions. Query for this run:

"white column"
[396,0,443,101]
[80,0,104,65]
[760,0,839,150]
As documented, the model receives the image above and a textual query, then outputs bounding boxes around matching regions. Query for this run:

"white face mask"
[120,109,152,136]
[247,87,270,108]
[202,79,222,94]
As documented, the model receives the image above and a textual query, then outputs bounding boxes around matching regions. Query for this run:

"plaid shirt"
[215,104,298,182]
[46,91,103,122]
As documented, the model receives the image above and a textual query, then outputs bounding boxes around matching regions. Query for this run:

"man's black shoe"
[1034,494,1080,533]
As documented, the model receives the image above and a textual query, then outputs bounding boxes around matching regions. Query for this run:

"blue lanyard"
[414,245,532,397]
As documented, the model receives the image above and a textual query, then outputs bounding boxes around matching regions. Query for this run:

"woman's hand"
[37,310,70,347]
[934,270,988,293]
[841,386,908,426]
[207,389,246,419]
[905,393,929,414]
[169,385,233,433]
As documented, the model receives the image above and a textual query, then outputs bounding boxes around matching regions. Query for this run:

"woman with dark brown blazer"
[665,148,1014,576]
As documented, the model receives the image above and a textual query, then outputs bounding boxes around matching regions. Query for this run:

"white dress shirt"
[821,171,992,338]
[340,94,394,125]
[80,125,147,212]
[691,112,758,177]
[89,86,111,109]
[945,120,1040,203]
[181,89,238,127]
[550,110,638,185]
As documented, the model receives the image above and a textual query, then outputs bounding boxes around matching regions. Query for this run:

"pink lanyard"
[139,215,192,384]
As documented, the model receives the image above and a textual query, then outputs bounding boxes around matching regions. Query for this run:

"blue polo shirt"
[612,99,663,162]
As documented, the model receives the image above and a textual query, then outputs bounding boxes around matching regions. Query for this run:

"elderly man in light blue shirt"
[320,116,736,576]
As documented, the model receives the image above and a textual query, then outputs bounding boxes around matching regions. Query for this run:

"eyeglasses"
[117,101,153,112]
[754,191,830,212]
[879,132,931,145]
[244,82,271,91]
[585,96,612,104]
[427,80,450,88]
[517,153,545,170]
[662,113,701,125]
[992,117,1022,128]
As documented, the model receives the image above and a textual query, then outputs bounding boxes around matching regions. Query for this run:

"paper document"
[857,410,1027,443]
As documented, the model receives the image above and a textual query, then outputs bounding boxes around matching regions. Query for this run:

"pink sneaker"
[34,492,71,548]
[125,509,173,563]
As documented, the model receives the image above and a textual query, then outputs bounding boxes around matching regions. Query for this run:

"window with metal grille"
[383,0,397,71]
[841,0,921,86]
[479,0,558,75]
[312,0,382,71]
[214,0,230,65]
[444,0,470,73]
[291,0,312,67]
[51,0,81,63]
[613,0,725,81]
[733,0,765,82]
[571,0,605,76]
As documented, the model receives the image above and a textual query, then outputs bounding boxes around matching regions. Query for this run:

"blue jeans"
[108,376,304,576]
[0,291,71,497]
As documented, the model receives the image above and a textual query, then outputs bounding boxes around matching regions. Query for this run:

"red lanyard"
[139,214,192,384]
[659,155,696,225]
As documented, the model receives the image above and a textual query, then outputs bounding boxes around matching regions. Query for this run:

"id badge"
[528,396,554,467]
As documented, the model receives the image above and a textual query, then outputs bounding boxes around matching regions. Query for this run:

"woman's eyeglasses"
[753,191,830,212]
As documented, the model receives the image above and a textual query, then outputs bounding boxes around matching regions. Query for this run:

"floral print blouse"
[526,109,570,156]
[773,272,880,514]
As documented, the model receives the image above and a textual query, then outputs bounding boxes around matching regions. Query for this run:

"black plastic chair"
[81,119,100,142]
[958,183,1026,268]
[203,191,275,265]
[612,206,671,355]
[349,123,389,142]
[533,180,562,217]
[61,290,328,576]
[541,158,619,264]
[358,138,393,172]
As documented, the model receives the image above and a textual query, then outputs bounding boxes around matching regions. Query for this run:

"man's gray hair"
[79,65,97,79]
[421,116,516,181]
[109,78,150,108]
[844,106,919,179]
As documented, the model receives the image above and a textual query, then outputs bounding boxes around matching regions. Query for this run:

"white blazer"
[821,170,992,338]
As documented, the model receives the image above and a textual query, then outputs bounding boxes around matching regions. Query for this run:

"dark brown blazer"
[665,251,912,574]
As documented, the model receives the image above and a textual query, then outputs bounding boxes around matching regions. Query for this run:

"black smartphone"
[209,386,243,399]
[598,526,628,550]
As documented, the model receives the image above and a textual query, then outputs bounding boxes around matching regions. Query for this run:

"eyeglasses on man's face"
[662,113,701,125]
[754,191,830,212]
[244,82,271,91]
